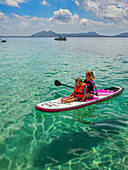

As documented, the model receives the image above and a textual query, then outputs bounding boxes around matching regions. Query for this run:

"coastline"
[1,36,128,38]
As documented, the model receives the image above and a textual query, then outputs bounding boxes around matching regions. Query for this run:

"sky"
[0,0,128,36]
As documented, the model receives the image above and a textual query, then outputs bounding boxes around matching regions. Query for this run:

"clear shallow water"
[0,37,128,170]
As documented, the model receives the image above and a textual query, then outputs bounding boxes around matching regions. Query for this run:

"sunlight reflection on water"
[0,37,128,169]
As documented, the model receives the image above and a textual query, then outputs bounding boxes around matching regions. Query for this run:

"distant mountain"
[1,31,128,38]
[31,30,58,37]
[32,31,128,37]
[114,32,128,37]
[62,31,101,37]
[31,31,101,37]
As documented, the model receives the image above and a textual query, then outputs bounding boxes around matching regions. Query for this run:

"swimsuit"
[83,79,97,92]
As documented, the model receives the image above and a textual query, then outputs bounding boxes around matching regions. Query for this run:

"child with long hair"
[83,70,98,99]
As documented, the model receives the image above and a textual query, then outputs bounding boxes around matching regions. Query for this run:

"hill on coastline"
[114,32,128,37]
[1,31,128,38]
[31,31,101,37]
[31,30,128,37]
[32,31,58,37]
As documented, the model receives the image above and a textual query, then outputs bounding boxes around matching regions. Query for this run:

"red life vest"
[74,82,87,98]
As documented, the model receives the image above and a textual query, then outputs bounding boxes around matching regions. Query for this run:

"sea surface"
[0,37,128,170]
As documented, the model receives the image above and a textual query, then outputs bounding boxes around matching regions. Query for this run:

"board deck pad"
[35,86,123,112]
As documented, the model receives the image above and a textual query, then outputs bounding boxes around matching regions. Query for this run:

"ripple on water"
[0,37,128,170]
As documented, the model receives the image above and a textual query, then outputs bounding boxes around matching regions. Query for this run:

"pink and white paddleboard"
[35,86,123,112]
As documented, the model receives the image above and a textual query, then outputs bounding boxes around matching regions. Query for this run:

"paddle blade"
[54,80,62,86]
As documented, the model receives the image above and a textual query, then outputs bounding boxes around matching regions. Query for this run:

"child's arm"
[90,80,98,95]
[69,91,75,97]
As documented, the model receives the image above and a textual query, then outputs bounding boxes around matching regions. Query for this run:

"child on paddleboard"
[83,70,98,98]
[61,78,87,103]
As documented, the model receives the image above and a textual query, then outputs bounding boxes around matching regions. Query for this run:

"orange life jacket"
[74,82,87,98]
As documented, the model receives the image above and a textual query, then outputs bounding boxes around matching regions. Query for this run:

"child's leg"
[61,96,73,103]
[86,92,94,99]
[61,97,77,103]
[64,97,77,103]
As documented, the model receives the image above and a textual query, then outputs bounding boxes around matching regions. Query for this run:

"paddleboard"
[35,86,123,112]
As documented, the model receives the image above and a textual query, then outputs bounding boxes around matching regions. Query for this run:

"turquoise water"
[0,37,128,170]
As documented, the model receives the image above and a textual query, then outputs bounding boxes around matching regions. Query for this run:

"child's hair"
[86,70,95,80]
[75,78,82,83]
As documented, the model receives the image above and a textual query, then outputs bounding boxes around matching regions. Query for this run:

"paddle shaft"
[61,84,74,88]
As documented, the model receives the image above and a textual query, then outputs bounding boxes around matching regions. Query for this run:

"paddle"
[54,80,98,96]
[54,80,74,88]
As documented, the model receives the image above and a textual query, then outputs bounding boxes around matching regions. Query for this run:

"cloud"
[0,13,47,35]
[0,0,26,7]
[52,9,73,23]
[0,8,127,36]
[0,11,8,20]
[49,9,79,24]
[41,0,49,6]
[74,0,79,6]
[80,18,113,27]
[73,0,128,22]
